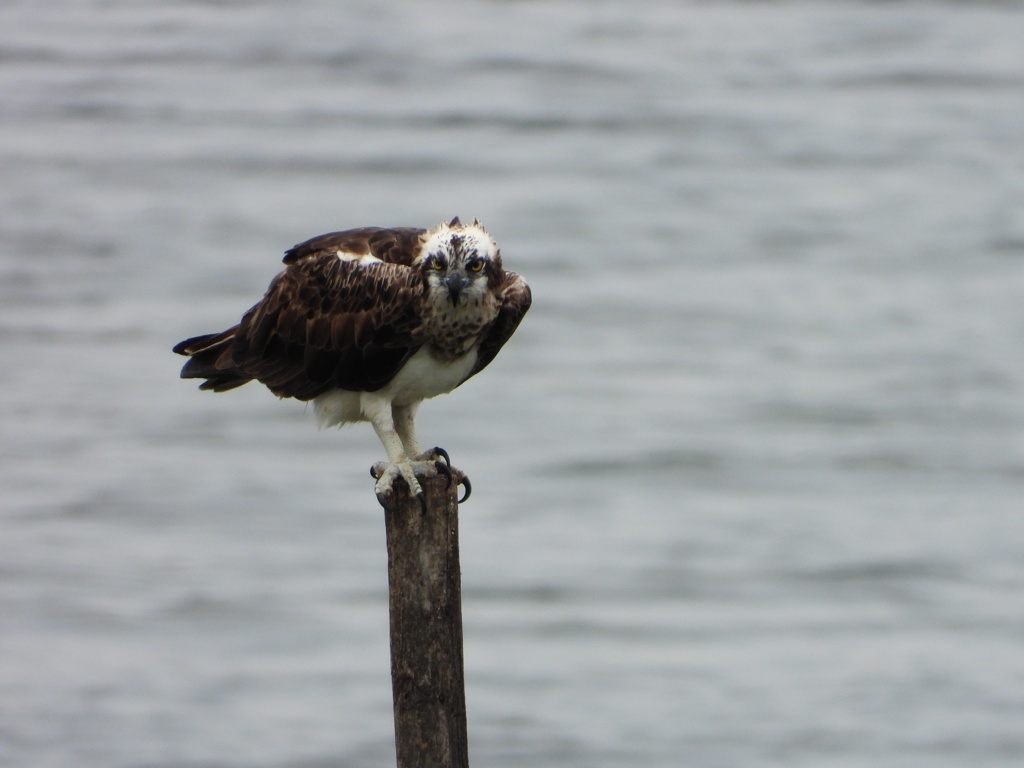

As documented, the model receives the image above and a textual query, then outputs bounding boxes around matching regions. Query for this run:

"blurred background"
[2,1,1023,766]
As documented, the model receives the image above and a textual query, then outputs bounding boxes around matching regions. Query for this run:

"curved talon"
[434,459,454,489]
[371,456,464,510]
[457,475,472,504]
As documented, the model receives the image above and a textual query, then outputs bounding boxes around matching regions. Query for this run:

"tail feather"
[173,327,253,392]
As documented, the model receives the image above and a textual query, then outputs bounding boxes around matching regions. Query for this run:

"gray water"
[3,1,1024,766]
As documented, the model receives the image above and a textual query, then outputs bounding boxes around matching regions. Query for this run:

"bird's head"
[417,217,503,308]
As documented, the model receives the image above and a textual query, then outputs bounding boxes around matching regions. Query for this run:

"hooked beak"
[443,272,470,305]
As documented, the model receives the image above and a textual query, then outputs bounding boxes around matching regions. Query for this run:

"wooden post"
[379,472,470,768]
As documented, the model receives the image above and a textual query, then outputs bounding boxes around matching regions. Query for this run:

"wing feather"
[282,226,426,265]
[228,252,424,399]
[464,271,532,382]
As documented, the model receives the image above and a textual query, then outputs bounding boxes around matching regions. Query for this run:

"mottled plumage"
[173,217,531,504]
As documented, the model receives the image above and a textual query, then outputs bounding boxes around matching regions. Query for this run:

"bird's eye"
[430,256,445,271]
[467,258,484,273]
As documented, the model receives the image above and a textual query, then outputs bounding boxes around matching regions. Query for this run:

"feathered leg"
[393,403,423,458]
[363,395,441,510]
[393,402,471,504]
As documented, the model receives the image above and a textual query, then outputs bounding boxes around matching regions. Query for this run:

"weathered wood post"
[378,472,470,768]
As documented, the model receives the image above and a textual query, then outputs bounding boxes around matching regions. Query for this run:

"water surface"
[2,1,1024,766]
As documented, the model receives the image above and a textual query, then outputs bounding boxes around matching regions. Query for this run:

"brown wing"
[282,226,426,266]
[463,271,532,382]
[227,253,425,399]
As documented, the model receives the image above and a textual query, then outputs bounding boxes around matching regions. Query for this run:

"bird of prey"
[173,217,531,507]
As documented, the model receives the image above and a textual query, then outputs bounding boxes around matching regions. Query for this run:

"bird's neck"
[418,293,499,360]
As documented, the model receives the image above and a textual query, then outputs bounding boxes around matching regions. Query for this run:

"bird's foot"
[370,447,471,511]
[414,447,471,504]
[370,459,437,512]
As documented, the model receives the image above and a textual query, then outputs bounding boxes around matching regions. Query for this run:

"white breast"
[382,345,478,406]
[312,346,478,428]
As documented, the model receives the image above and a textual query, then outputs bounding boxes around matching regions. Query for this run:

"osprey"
[173,217,531,507]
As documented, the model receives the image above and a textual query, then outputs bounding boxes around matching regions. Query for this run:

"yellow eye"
[467,259,484,273]
[430,256,445,271]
